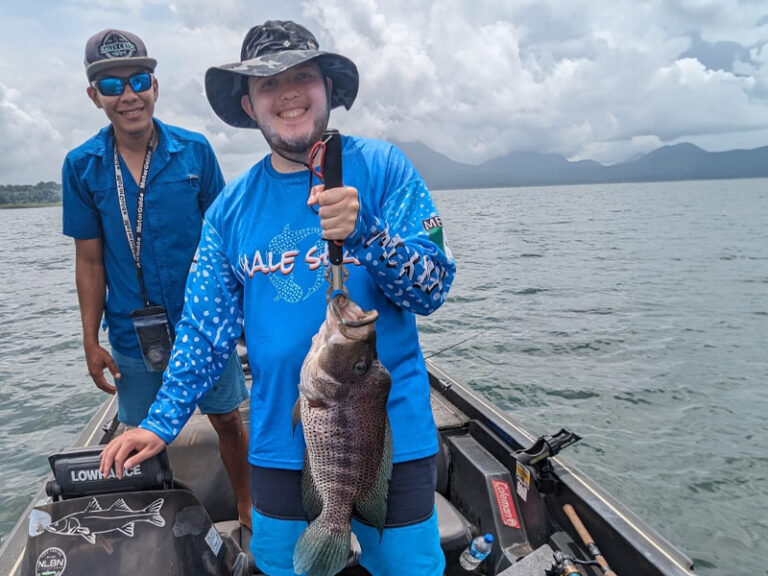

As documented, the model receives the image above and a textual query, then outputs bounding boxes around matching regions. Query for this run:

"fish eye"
[353,360,368,374]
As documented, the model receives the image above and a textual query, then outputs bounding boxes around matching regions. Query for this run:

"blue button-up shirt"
[62,119,225,357]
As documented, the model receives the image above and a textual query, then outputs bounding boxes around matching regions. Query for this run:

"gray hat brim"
[205,50,358,129]
[87,57,157,81]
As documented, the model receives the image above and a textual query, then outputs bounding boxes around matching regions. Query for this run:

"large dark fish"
[292,295,393,576]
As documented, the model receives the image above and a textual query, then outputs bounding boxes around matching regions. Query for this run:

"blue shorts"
[248,456,445,576]
[111,349,248,426]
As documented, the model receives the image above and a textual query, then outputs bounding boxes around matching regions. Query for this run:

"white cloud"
[0,0,767,183]
[0,82,68,183]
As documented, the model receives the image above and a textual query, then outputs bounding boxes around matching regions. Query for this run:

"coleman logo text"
[492,479,520,528]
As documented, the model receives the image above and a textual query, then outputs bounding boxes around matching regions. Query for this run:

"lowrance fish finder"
[46,446,172,500]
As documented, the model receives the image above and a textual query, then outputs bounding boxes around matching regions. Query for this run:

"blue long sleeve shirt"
[142,136,455,468]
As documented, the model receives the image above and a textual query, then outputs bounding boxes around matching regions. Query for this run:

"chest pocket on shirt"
[147,174,205,234]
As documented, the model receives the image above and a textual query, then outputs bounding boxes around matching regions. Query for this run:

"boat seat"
[167,411,239,523]
[435,430,472,551]
[435,491,471,551]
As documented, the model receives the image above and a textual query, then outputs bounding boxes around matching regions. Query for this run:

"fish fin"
[292,398,302,434]
[299,380,334,406]
[354,420,393,536]
[77,528,96,544]
[301,455,323,521]
[293,521,350,576]
[109,499,131,512]
[142,498,164,515]
[84,498,102,513]
[117,523,135,537]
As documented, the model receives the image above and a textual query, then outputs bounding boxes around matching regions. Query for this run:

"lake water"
[1,179,767,575]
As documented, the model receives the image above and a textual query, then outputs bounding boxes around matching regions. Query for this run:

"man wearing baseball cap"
[101,20,455,576]
[62,29,252,529]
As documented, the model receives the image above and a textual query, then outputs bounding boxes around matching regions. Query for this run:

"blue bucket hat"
[205,20,359,129]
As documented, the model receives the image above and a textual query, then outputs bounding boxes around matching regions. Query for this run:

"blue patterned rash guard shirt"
[142,135,456,468]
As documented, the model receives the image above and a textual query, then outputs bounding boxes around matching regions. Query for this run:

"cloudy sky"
[1,0,767,184]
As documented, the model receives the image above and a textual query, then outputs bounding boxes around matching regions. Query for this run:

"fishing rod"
[562,504,618,576]
[545,551,585,575]
[545,550,603,576]
[423,330,486,360]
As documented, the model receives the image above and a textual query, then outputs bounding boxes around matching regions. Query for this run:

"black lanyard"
[114,129,157,307]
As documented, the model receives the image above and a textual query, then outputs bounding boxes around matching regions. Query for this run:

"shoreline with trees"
[0,182,62,209]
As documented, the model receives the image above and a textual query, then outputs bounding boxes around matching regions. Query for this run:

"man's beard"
[260,110,329,163]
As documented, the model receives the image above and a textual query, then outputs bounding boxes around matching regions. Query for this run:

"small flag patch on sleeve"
[422,216,446,252]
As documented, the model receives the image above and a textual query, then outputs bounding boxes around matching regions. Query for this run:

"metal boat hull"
[0,362,695,576]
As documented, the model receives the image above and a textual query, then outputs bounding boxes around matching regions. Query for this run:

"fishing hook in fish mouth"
[328,292,379,328]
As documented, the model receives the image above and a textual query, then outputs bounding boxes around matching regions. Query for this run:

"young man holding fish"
[101,20,456,576]
[62,29,252,529]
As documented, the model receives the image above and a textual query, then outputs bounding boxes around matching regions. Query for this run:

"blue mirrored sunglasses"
[92,72,153,96]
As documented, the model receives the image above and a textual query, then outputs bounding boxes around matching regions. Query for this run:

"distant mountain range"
[392,141,768,190]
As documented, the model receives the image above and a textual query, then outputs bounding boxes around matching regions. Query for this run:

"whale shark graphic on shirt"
[268,224,326,303]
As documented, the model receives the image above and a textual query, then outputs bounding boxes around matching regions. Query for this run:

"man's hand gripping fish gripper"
[312,129,378,328]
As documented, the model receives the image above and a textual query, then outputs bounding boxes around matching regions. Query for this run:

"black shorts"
[250,454,437,527]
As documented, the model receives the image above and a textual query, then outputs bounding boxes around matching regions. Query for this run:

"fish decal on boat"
[39,497,165,544]
[292,295,392,576]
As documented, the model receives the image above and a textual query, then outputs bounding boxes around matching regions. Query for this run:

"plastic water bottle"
[459,533,494,571]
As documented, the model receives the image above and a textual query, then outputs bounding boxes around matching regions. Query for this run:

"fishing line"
[423,330,486,360]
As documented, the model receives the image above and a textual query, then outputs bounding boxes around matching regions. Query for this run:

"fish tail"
[146,514,165,527]
[293,521,350,576]
[143,498,165,527]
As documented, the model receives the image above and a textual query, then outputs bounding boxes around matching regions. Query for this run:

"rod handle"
[321,129,344,266]
[563,504,618,576]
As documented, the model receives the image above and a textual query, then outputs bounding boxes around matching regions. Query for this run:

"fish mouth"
[328,294,379,337]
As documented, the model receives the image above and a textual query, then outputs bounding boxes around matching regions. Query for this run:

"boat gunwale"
[0,396,118,576]
[426,359,695,575]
